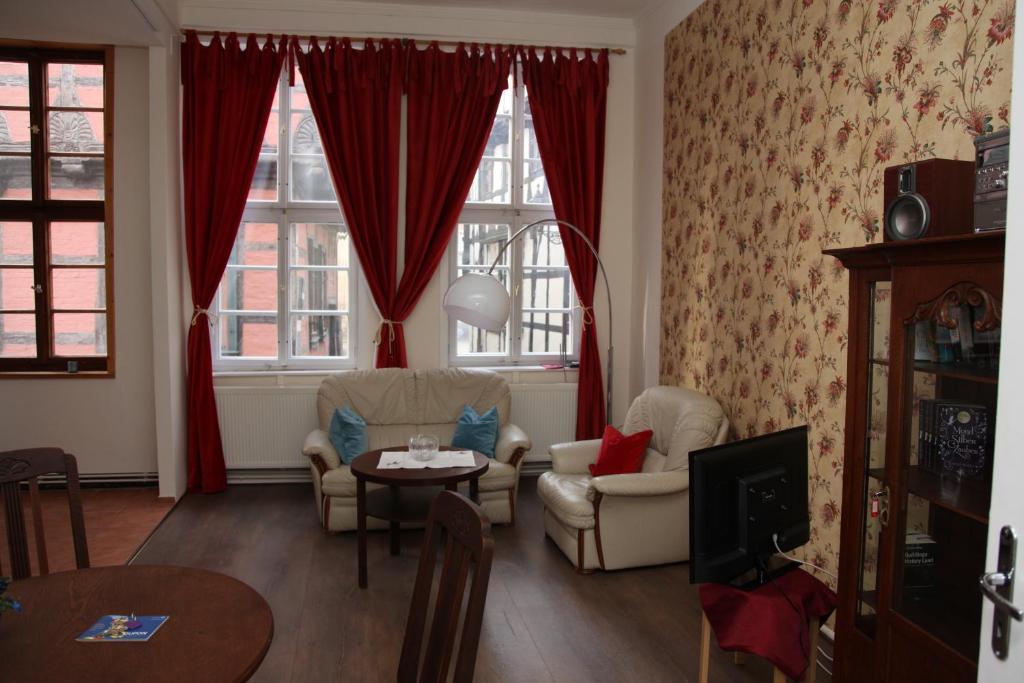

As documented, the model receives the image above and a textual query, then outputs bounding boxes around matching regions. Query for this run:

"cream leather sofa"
[537,386,728,572]
[302,368,531,531]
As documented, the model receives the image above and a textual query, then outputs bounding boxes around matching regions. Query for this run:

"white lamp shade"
[443,272,511,331]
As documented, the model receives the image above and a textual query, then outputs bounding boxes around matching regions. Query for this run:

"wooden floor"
[1,487,174,576]
[132,479,832,683]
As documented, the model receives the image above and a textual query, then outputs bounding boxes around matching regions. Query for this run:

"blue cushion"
[451,405,499,459]
[329,407,368,465]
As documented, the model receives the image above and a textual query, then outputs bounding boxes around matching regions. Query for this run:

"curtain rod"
[180,29,627,55]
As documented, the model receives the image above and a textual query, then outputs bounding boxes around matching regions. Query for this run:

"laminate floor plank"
[132,479,830,683]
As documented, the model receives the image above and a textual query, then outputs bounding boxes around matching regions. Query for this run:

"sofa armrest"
[303,429,341,472]
[586,471,689,501]
[495,423,531,466]
[549,439,602,474]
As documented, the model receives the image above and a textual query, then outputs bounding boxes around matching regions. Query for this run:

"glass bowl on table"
[409,434,440,462]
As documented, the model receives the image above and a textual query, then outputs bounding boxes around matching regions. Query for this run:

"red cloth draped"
[699,569,838,681]
[384,43,515,368]
[292,38,405,367]
[520,47,609,440]
[181,31,285,493]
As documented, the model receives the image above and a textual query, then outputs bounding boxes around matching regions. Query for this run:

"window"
[213,68,357,371]
[0,46,113,374]
[449,75,578,365]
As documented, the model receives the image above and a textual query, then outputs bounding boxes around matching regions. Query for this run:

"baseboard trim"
[227,468,311,484]
[36,471,159,489]
[521,461,551,477]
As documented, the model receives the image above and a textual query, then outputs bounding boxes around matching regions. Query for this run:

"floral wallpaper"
[660,0,1014,582]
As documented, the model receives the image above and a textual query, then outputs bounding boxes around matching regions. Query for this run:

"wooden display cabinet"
[824,232,1004,682]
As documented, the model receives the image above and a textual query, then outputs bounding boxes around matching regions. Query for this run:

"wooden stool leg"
[772,667,786,683]
[807,617,820,683]
[698,612,711,683]
[733,652,748,666]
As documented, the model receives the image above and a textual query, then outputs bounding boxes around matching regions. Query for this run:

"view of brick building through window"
[0,56,109,365]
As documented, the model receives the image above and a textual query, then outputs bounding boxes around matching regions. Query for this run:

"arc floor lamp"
[443,218,614,422]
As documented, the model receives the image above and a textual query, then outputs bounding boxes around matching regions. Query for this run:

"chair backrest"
[621,386,729,472]
[399,491,494,683]
[0,448,89,579]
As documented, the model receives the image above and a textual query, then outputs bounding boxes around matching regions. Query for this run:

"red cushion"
[588,425,653,477]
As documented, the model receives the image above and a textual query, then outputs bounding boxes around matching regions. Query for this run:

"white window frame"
[447,72,580,367]
[213,70,359,372]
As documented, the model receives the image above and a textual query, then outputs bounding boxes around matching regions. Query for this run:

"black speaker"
[883,159,974,242]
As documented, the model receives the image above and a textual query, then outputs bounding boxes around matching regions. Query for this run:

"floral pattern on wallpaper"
[660,0,1013,582]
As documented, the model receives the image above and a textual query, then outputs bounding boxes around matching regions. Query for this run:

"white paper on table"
[377,450,476,469]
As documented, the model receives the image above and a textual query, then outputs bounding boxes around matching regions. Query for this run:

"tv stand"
[730,556,799,591]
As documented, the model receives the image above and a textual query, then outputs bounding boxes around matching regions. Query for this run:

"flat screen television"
[688,425,809,586]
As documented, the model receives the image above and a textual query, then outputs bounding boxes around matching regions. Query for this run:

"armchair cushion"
[537,473,595,529]
[586,471,689,500]
[329,407,368,465]
[452,405,499,458]
[321,465,358,497]
[303,429,342,470]
[589,425,653,477]
[494,423,531,464]
[478,460,518,491]
[549,439,602,474]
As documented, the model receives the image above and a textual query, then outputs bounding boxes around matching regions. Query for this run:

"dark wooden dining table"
[0,564,273,682]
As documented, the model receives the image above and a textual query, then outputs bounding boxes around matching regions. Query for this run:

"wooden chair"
[0,448,89,579]
[398,491,494,683]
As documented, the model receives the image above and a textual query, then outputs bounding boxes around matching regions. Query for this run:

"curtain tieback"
[373,319,400,352]
[190,306,217,327]
[577,305,595,328]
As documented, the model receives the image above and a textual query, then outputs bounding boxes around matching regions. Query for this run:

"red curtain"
[292,38,405,367]
[181,32,285,493]
[521,47,610,440]
[387,43,514,367]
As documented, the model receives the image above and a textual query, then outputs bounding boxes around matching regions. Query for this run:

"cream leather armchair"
[302,368,532,532]
[537,386,728,572]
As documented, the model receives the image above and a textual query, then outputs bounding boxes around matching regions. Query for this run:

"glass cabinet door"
[854,280,891,638]
[892,286,1000,662]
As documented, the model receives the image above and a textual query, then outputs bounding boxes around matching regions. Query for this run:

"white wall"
[0,47,159,477]
[183,1,641,424]
[630,0,703,397]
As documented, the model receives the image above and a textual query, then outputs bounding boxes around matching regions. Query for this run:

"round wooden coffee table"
[0,565,273,682]
[351,447,489,588]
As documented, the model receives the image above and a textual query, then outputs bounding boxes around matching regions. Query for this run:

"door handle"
[980,526,1022,659]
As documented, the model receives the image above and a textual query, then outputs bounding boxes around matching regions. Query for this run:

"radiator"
[214,382,576,472]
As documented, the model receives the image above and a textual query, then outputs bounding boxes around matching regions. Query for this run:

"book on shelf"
[918,399,989,479]
[912,306,1000,368]
[904,532,937,590]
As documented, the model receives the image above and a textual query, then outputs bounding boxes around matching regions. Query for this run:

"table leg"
[357,478,367,589]
[469,476,479,503]
[389,485,400,556]
[807,617,820,683]
[772,667,786,683]
[445,482,457,493]
[698,612,710,683]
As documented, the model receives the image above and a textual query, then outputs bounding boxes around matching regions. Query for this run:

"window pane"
[0,222,33,265]
[0,108,31,152]
[290,269,347,312]
[521,311,571,356]
[228,222,278,266]
[0,313,35,357]
[290,314,348,358]
[291,156,336,202]
[48,111,103,154]
[0,61,29,107]
[48,156,103,199]
[220,268,277,312]
[1,267,34,310]
[219,314,276,358]
[249,154,278,202]
[290,223,348,267]
[51,268,105,310]
[466,158,510,204]
[262,87,280,155]
[457,223,509,267]
[522,223,568,266]
[51,221,104,265]
[53,312,106,356]
[47,63,103,108]
[522,94,550,205]
[522,267,573,308]
[0,155,32,199]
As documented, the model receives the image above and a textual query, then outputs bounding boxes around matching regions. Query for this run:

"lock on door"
[980,525,1023,660]
[871,486,890,527]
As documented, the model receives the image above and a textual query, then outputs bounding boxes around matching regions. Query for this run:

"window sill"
[213,368,353,378]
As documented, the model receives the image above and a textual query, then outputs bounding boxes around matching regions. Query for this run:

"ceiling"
[0,0,173,46]
[347,0,660,18]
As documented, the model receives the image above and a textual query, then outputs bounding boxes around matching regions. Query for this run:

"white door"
[978,3,1024,677]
